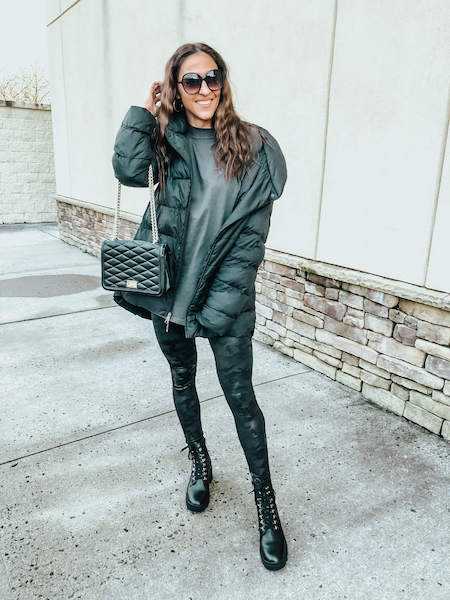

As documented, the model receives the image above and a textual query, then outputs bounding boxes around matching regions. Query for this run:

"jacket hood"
[256,126,287,199]
[165,110,287,201]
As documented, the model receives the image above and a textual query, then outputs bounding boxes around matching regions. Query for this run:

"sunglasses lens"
[206,71,222,91]
[182,75,201,94]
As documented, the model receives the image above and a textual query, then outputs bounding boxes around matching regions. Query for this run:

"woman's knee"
[171,362,197,391]
[226,383,260,418]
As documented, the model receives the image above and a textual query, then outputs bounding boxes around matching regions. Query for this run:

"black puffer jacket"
[111,105,287,338]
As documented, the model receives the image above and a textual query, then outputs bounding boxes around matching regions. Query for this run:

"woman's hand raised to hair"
[144,81,162,117]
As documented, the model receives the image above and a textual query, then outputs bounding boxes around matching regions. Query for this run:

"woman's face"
[176,51,221,129]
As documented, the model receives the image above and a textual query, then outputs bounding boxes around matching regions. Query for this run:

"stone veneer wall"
[254,258,450,442]
[56,198,139,257]
[56,197,450,442]
[0,100,56,223]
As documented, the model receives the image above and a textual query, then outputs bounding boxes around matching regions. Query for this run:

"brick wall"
[254,260,450,442]
[0,100,56,224]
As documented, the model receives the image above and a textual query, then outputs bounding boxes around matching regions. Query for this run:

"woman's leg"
[151,313,203,443]
[208,334,270,481]
[209,333,288,570]
[151,314,212,512]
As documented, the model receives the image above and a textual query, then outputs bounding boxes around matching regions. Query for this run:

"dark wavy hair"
[152,42,272,192]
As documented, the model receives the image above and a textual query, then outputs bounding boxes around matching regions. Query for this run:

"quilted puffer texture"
[111,105,287,339]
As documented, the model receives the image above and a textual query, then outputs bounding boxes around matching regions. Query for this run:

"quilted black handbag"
[101,163,171,296]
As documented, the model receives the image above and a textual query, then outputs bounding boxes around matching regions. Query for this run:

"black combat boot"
[180,435,213,512]
[249,473,288,570]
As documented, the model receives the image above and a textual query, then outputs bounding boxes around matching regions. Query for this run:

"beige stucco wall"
[46,0,450,293]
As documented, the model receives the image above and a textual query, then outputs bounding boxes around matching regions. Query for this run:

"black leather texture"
[101,239,171,296]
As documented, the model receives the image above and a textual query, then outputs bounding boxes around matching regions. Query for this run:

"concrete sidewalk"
[1,223,449,600]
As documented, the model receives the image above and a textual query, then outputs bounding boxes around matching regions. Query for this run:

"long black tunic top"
[169,123,240,326]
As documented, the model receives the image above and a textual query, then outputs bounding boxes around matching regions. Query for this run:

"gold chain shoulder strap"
[112,163,158,243]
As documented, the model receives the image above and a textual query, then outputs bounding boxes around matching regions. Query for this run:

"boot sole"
[261,544,288,570]
[261,555,287,570]
[186,499,209,512]
[261,555,287,571]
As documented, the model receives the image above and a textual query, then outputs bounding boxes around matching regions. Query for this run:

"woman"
[112,42,288,570]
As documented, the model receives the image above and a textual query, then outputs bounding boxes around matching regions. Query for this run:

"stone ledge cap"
[0,99,51,110]
[264,247,450,313]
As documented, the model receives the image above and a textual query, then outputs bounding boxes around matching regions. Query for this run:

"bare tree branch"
[0,62,50,104]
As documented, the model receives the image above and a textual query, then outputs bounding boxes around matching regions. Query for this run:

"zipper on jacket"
[164,311,172,332]
[164,174,193,333]
[185,221,236,324]
[187,237,219,312]
[188,217,239,312]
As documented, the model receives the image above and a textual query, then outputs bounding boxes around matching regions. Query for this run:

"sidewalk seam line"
[0,305,119,326]
[0,369,311,466]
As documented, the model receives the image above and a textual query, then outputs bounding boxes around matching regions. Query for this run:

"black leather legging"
[151,313,271,480]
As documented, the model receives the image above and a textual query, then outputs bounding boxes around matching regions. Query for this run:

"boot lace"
[248,482,280,533]
[180,440,209,482]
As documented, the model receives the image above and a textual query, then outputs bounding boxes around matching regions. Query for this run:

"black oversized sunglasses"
[177,69,224,94]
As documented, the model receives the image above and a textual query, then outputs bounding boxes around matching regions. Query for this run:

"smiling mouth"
[196,99,213,106]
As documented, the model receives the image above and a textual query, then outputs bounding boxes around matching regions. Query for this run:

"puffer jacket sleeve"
[195,132,287,336]
[112,105,159,187]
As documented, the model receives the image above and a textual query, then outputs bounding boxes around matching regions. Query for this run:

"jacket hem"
[113,290,153,320]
